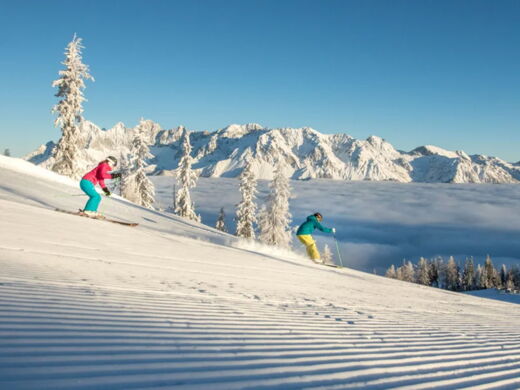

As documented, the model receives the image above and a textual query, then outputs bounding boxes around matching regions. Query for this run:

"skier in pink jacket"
[80,156,121,217]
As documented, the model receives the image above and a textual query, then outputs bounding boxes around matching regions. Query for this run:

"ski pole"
[333,234,344,268]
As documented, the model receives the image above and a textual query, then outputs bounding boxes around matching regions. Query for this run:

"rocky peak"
[26,122,519,184]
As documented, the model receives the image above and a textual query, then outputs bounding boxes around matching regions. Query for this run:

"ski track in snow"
[1,276,520,390]
[1,156,520,389]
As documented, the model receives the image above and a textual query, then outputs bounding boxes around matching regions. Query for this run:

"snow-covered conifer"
[257,162,292,248]
[215,207,227,232]
[462,257,475,291]
[511,265,520,290]
[400,260,415,283]
[445,256,459,291]
[123,120,155,208]
[475,264,484,289]
[483,255,496,289]
[322,244,333,264]
[506,269,516,292]
[436,258,448,289]
[500,264,507,289]
[3,149,10,157]
[506,277,515,292]
[133,170,155,208]
[429,259,440,288]
[175,129,200,222]
[416,257,430,285]
[385,264,397,279]
[395,266,404,281]
[51,35,94,178]
[235,158,258,239]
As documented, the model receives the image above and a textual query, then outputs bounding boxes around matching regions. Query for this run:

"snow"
[411,145,461,159]
[1,156,520,389]
[0,155,77,187]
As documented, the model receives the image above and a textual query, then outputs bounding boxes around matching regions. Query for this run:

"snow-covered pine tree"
[429,258,440,288]
[506,267,517,292]
[476,264,485,289]
[124,120,155,208]
[322,244,333,264]
[215,207,227,232]
[51,34,94,178]
[436,257,448,289]
[483,255,496,289]
[506,274,516,292]
[511,265,520,290]
[235,158,258,239]
[462,257,475,291]
[416,257,430,285]
[395,265,404,281]
[400,260,415,283]
[134,170,155,209]
[175,129,200,222]
[385,264,397,279]
[257,162,292,248]
[445,256,459,291]
[3,149,10,157]
[492,267,501,289]
[500,264,507,289]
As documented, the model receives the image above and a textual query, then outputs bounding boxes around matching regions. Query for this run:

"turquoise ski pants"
[80,179,101,212]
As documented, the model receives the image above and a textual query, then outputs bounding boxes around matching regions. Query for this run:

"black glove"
[103,188,111,196]
[111,172,121,179]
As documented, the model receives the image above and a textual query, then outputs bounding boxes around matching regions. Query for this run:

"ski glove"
[111,172,122,179]
[332,228,336,234]
[103,188,111,196]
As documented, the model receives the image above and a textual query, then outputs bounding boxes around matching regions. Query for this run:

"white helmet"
[107,156,118,166]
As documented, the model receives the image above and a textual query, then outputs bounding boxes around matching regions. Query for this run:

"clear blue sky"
[1,0,519,162]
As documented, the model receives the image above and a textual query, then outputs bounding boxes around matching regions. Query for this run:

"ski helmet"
[107,156,118,166]
[314,212,323,220]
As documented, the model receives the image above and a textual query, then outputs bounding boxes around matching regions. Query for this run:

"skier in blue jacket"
[296,212,335,262]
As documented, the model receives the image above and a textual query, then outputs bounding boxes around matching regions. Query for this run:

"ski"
[55,209,139,227]
[322,263,341,268]
[320,262,342,268]
[311,260,342,268]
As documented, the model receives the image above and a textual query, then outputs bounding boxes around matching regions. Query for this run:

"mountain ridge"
[26,120,520,183]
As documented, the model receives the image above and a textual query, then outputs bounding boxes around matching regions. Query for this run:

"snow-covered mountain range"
[27,120,520,183]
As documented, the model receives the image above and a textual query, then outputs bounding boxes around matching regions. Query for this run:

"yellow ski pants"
[297,235,320,260]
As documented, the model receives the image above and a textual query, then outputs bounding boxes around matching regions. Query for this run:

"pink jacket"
[82,162,114,189]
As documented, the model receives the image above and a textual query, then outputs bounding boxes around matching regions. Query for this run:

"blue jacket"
[296,215,332,235]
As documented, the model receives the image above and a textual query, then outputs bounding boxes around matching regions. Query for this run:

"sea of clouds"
[151,177,520,273]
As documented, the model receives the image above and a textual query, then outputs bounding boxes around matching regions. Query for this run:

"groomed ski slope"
[1,155,520,390]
